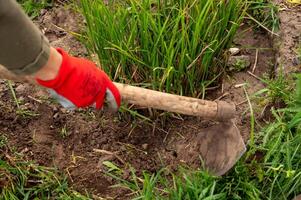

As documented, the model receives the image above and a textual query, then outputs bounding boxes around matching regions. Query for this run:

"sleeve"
[0,0,50,75]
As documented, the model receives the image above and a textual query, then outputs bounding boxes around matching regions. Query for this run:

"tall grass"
[79,0,247,96]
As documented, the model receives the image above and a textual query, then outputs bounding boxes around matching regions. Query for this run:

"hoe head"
[175,120,246,176]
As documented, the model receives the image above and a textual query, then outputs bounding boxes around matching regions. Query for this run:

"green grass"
[247,0,280,34]
[105,74,301,200]
[0,137,91,199]
[79,0,247,96]
[7,81,39,118]
[18,0,53,18]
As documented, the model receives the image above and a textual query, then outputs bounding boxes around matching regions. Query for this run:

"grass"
[17,0,53,18]
[296,43,301,60]
[0,137,91,200]
[105,74,301,200]
[79,0,247,96]
[7,81,39,118]
[253,73,293,109]
[247,0,280,34]
[6,0,300,199]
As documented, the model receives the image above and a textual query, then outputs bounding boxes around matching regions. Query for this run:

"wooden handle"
[114,83,235,121]
[0,65,235,120]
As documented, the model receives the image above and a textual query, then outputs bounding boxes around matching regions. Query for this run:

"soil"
[273,0,301,74]
[0,4,279,199]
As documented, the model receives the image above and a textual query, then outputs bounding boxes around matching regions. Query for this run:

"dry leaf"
[287,0,301,4]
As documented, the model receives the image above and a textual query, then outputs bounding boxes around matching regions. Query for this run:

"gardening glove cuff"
[36,48,121,111]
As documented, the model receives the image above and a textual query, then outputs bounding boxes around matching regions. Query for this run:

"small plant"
[248,0,280,34]
[0,135,8,149]
[79,0,247,96]
[253,73,293,108]
[18,0,53,18]
[0,157,91,199]
[227,55,251,72]
[59,124,70,138]
[7,81,39,118]
[103,161,123,175]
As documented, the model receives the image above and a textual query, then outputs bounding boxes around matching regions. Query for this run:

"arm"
[0,0,120,110]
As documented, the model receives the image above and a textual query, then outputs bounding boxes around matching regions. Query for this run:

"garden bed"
[0,2,282,198]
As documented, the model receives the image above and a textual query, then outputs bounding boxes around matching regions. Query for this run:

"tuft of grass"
[59,124,70,139]
[17,0,53,19]
[247,0,280,34]
[0,151,91,199]
[0,135,8,149]
[6,81,39,118]
[253,73,293,108]
[79,0,247,96]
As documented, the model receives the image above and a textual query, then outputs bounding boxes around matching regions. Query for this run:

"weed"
[0,155,91,199]
[0,135,8,149]
[17,0,53,19]
[228,55,251,72]
[59,124,70,138]
[103,161,123,175]
[248,0,280,34]
[7,81,39,118]
[79,0,247,96]
[253,73,293,108]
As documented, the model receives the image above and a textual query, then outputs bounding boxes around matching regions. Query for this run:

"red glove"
[36,48,121,111]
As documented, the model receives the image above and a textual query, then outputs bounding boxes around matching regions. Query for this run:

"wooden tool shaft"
[114,83,235,121]
[0,65,236,120]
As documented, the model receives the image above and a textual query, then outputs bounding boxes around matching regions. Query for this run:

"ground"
[273,0,301,74]
[0,2,299,199]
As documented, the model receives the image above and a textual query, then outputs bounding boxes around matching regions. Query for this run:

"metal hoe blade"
[176,120,246,176]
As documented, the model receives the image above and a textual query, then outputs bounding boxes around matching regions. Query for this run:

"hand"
[36,48,121,111]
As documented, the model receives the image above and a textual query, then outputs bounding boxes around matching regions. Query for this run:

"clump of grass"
[0,159,91,199]
[0,135,8,149]
[247,0,280,34]
[254,73,294,108]
[0,138,90,199]
[108,164,262,199]
[59,124,70,138]
[79,0,247,96]
[17,0,53,19]
[6,81,39,118]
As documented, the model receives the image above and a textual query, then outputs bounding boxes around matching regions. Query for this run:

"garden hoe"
[0,65,246,176]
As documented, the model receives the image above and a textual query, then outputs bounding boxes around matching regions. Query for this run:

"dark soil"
[0,5,277,199]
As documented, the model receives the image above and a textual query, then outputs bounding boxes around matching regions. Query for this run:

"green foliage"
[17,0,53,18]
[108,75,301,200]
[79,0,247,96]
[0,135,8,149]
[0,137,90,200]
[248,0,280,33]
[0,158,91,199]
[7,81,39,118]
[254,73,293,107]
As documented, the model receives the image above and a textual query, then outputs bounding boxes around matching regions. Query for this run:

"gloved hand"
[36,48,121,111]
